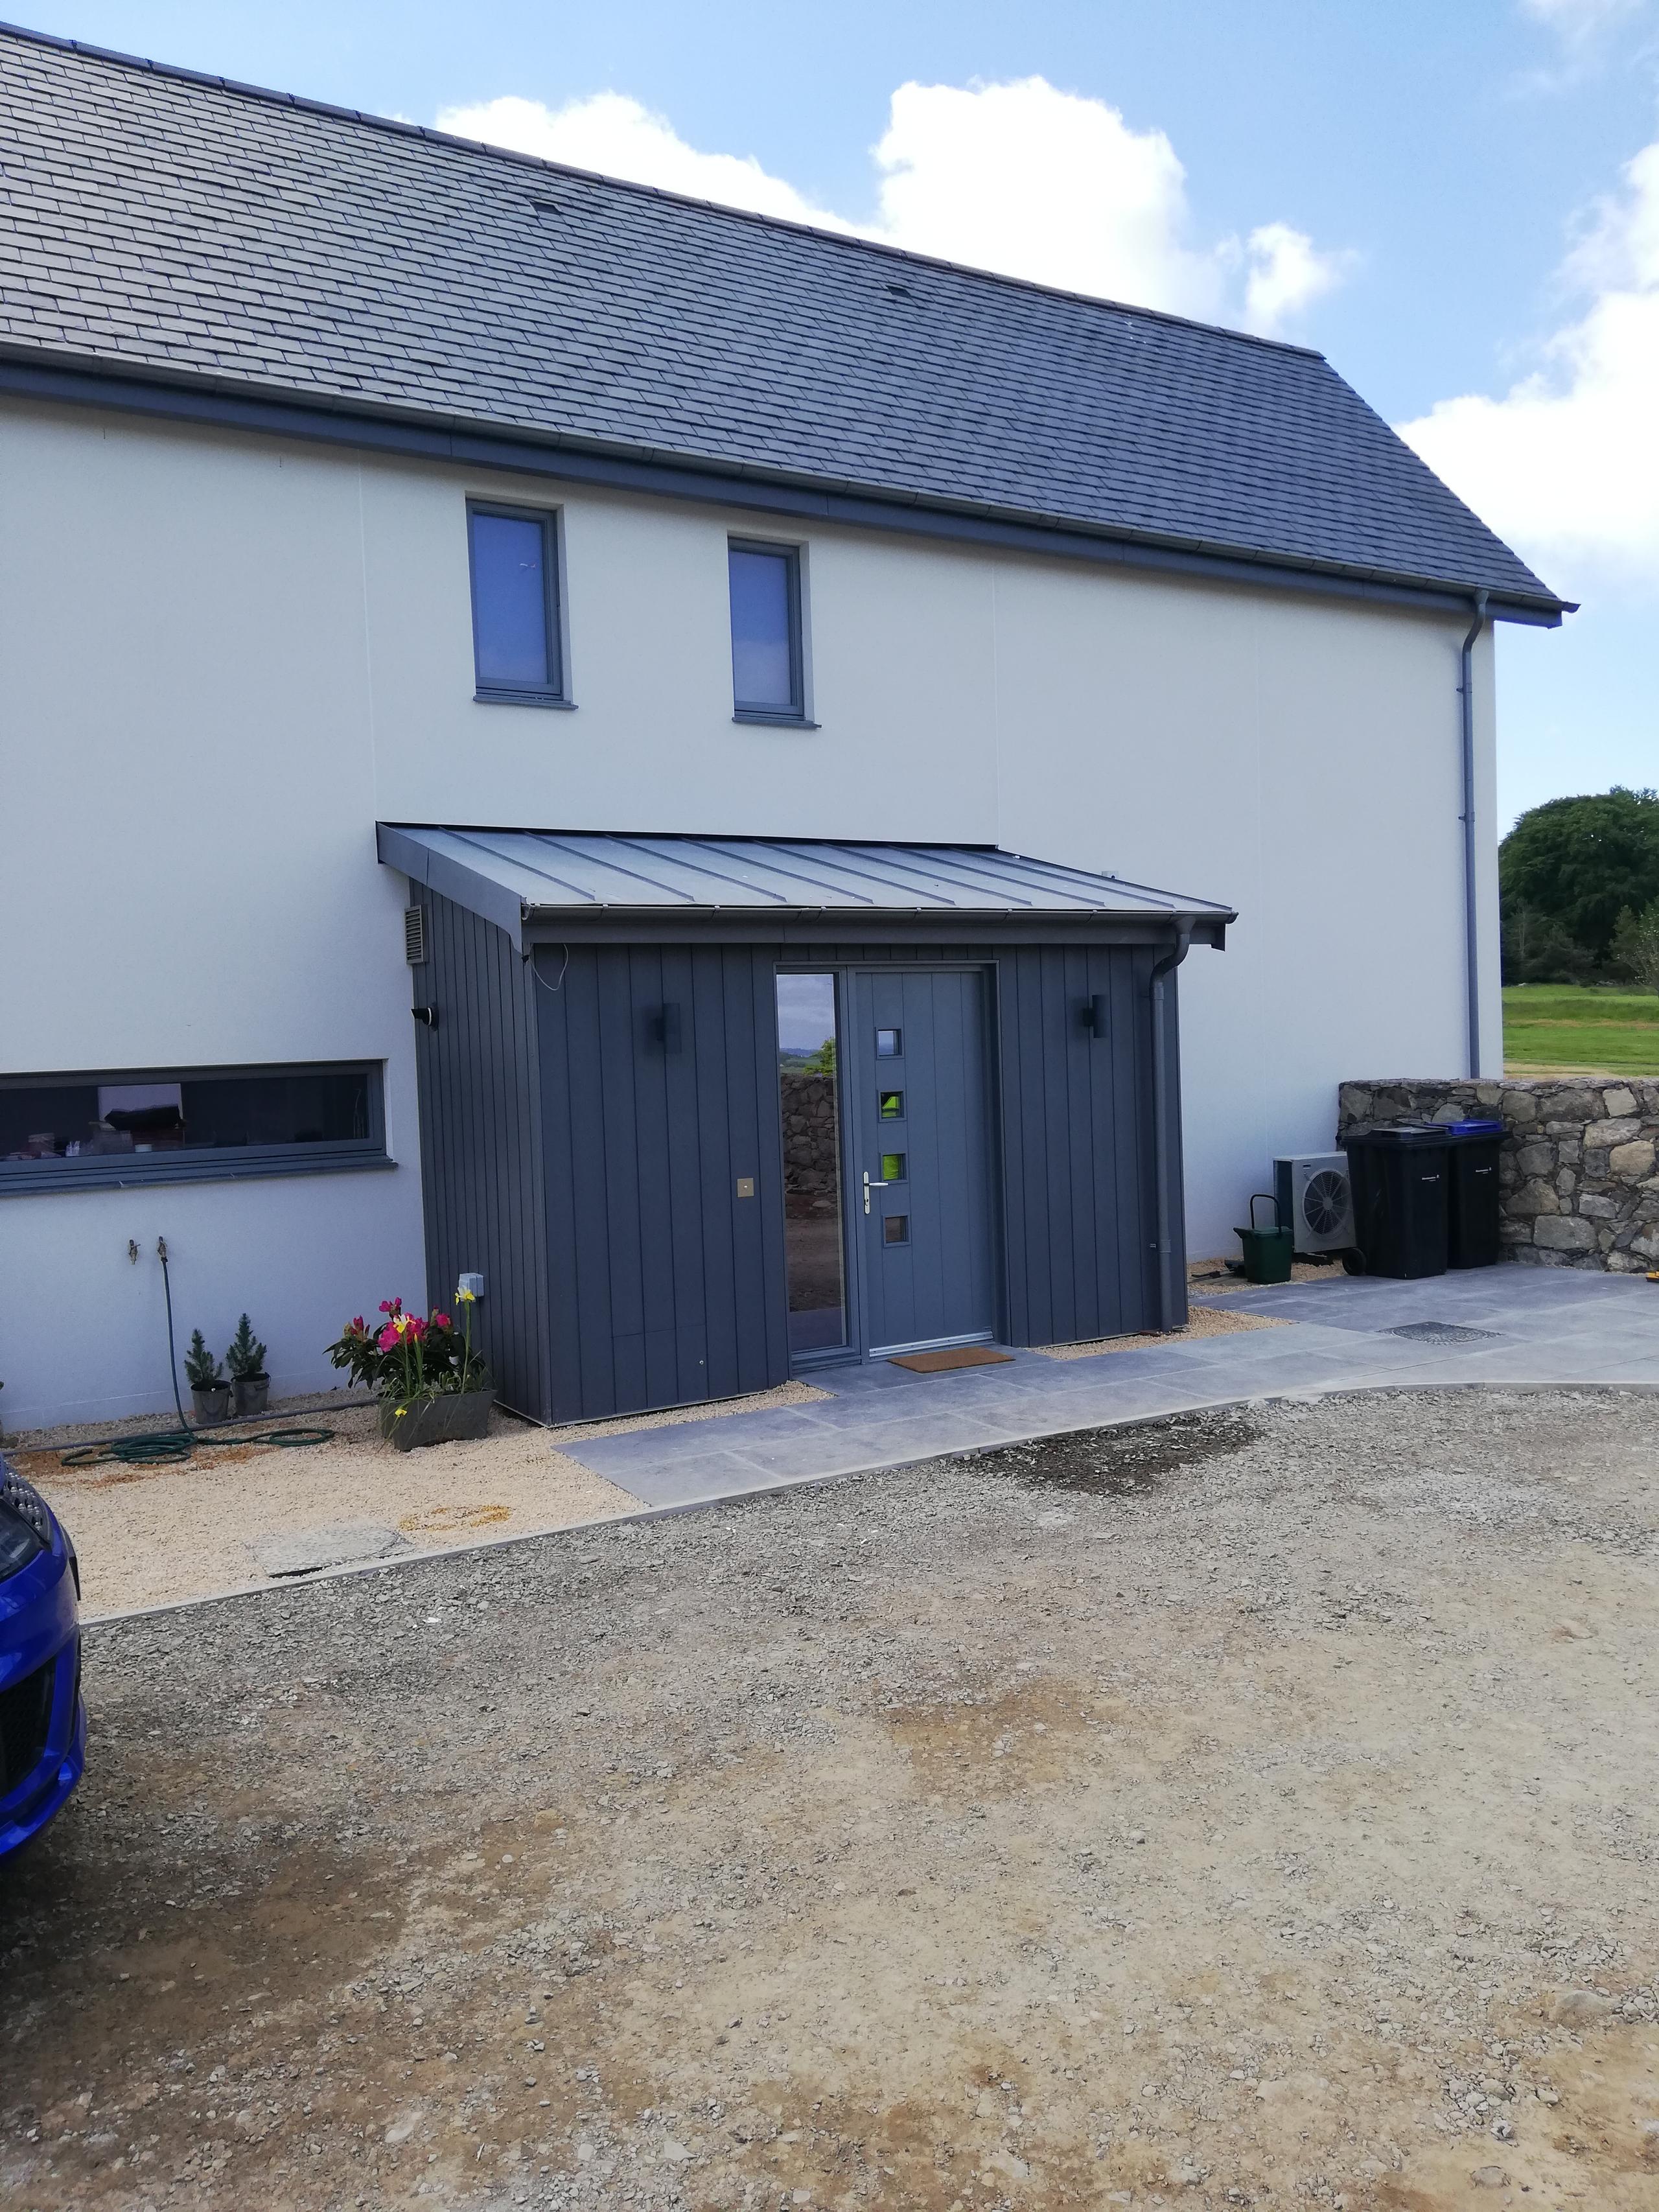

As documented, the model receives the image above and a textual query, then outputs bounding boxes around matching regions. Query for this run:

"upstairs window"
[729,540,806,722]
[469,502,566,704]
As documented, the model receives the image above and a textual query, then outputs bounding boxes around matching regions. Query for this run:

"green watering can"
[1236,1192,1294,1285]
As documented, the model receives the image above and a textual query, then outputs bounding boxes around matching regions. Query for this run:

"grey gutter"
[1459,589,1491,1077]
[0,355,1572,629]
[1149,928,1194,1332]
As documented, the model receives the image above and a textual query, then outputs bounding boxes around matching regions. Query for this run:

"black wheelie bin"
[1443,1117,1505,1268]
[1341,1124,1451,1278]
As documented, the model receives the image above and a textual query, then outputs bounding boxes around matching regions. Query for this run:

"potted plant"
[326,1287,493,1452]
[226,1313,270,1417]
[183,1330,232,1425]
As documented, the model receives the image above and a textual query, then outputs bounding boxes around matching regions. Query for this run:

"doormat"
[890,1345,1016,1373]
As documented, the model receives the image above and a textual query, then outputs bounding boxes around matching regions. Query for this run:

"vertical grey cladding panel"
[992,942,1163,1347]
[413,891,550,1421]
[536,940,789,1421]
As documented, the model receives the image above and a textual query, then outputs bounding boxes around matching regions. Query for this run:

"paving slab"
[558,1268,1659,1512]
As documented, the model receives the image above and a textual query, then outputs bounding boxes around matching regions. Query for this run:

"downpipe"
[1459,588,1489,1078]
[1150,927,1192,1331]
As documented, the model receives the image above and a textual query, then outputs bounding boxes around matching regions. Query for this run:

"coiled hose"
[54,1240,351,1468]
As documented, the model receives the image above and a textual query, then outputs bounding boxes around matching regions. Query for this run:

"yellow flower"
[455,1285,477,1304]
[394,1406,407,1419]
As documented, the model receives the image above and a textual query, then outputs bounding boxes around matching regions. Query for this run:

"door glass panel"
[776,973,847,1355]
[883,1215,910,1244]
[879,1089,904,1120]
[881,1152,906,1182]
[876,1029,902,1058]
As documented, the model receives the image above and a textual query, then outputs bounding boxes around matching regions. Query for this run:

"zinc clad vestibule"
[393,831,1229,1426]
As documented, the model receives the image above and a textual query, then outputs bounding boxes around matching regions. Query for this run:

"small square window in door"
[876,1029,902,1058]
[879,1091,904,1120]
[881,1153,906,1182]
[883,1215,910,1244]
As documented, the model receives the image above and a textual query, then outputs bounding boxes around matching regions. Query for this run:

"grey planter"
[380,1388,494,1452]
[232,1374,270,1418]
[191,1382,233,1425]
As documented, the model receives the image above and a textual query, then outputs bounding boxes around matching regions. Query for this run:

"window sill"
[732,710,819,730]
[474,690,576,711]
[0,1150,398,1198]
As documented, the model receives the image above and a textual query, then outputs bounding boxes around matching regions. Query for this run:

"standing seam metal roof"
[0,23,1564,616]
[377,828,1236,938]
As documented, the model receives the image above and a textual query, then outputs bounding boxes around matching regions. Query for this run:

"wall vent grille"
[404,905,428,966]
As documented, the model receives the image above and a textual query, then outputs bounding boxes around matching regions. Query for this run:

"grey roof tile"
[0,24,1561,611]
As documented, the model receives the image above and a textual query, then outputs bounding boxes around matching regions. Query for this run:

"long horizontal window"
[0,1063,389,1194]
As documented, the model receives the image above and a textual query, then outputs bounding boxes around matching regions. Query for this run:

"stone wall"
[1337,1078,1659,1272]
[780,1071,840,1217]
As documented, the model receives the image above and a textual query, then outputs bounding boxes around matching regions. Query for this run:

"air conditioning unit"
[1274,1152,1354,1255]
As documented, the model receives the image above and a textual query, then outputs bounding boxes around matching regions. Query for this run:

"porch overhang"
[376,826,1235,953]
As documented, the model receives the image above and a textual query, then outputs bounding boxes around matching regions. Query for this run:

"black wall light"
[1079,995,1108,1038]
[413,1005,439,1028]
[651,1003,683,1052]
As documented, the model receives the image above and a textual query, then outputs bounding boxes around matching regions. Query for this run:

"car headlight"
[0,1465,50,1583]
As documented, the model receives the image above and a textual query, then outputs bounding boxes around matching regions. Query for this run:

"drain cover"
[1386,1321,1498,1344]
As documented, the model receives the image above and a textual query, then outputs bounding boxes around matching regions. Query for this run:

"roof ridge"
[0,16,1325,362]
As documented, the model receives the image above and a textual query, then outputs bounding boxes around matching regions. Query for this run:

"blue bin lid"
[1447,1119,1505,1135]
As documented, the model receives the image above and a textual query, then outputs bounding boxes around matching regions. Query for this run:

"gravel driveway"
[5,1388,1659,2211]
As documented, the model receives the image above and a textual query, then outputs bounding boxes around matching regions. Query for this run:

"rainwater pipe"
[1149,926,1192,1331]
[1459,588,1490,1078]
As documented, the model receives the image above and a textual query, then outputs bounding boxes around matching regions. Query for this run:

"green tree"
[1500,787,1659,968]
[1610,899,1659,994]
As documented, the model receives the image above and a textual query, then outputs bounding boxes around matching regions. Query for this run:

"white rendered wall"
[1,403,1507,1422]
[0,407,425,1431]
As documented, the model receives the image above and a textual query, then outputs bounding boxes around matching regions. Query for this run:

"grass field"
[1503,982,1659,1076]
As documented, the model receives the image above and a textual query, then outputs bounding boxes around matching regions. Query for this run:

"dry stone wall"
[1337,1077,1659,1272]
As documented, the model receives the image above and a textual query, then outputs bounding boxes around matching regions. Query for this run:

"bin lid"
[1446,1119,1505,1136]
[1343,1123,1452,1148]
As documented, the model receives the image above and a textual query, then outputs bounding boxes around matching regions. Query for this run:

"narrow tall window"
[729,541,804,721]
[469,502,564,703]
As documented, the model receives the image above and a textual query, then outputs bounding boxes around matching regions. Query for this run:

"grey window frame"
[467,498,570,708]
[0,1060,392,1196]
[729,537,811,726]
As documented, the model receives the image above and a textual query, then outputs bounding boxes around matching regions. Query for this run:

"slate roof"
[377,828,1235,948]
[0,23,1564,616]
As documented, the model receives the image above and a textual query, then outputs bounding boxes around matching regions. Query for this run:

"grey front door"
[849,968,998,1355]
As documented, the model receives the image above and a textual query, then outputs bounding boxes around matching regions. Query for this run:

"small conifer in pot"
[183,1330,232,1425]
[226,1313,270,1417]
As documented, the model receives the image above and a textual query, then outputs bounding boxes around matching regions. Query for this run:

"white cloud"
[1398,140,1659,590]
[435,77,1348,338]
[439,90,849,231]
[1522,0,1644,40]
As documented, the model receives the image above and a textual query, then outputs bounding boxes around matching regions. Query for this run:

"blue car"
[0,1454,85,1857]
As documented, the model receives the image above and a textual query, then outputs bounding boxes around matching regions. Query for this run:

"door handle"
[863,1169,888,1215]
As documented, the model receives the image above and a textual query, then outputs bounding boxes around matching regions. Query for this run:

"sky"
[27,0,1659,826]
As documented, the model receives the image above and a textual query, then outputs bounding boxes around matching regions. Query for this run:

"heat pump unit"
[1274,1152,1354,1256]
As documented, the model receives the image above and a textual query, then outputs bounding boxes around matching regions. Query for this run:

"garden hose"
[57,1425,338,1470]
[53,1239,353,1467]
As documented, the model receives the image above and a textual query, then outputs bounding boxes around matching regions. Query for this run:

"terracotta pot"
[190,1382,233,1425]
[232,1374,270,1418]
[380,1388,494,1452]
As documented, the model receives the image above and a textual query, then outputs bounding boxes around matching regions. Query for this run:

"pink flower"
[377,1323,401,1351]
[430,1310,450,1330]
[405,1314,428,1342]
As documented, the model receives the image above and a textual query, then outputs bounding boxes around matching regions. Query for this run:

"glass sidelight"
[775,973,848,1355]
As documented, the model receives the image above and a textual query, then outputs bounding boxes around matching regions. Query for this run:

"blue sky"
[29,0,1659,825]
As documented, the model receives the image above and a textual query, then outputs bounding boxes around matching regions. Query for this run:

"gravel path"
[5,1388,1659,2211]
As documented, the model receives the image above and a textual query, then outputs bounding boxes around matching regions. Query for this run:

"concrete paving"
[562,1266,1659,1511]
